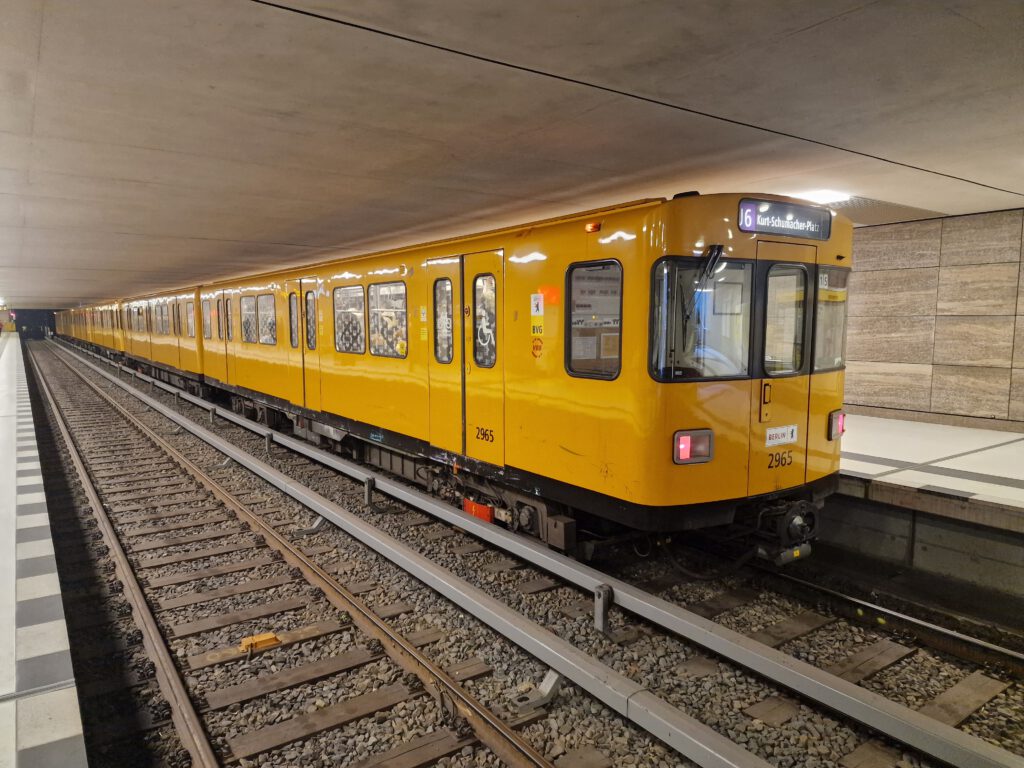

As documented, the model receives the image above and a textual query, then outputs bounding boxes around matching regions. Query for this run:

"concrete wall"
[845,209,1024,428]
[818,496,1024,595]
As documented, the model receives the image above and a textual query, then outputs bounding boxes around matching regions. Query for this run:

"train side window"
[567,261,622,379]
[333,286,365,353]
[813,267,849,372]
[288,292,299,348]
[764,265,806,375]
[216,299,224,340]
[257,294,276,345]
[226,298,234,341]
[202,299,212,340]
[240,296,257,343]
[368,282,408,358]
[433,278,453,364]
[305,291,316,350]
[185,301,196,338]
[473,275,496,368]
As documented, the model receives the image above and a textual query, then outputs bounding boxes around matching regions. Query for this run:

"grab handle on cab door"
[760,381,772,423]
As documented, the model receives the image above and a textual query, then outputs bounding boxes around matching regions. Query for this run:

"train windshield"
[650,257,753,380]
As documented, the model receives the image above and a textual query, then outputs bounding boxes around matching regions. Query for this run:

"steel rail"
[756,565,1024,677]
[50,342,774,768]
[27,347,221,768]
[57,339,1023,768]
[44,344,553,768]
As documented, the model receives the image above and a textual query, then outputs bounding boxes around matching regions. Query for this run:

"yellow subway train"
[57,193,852,562]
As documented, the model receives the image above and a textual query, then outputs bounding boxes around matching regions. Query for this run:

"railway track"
[28,343,555,767]
[35,339,1024,768]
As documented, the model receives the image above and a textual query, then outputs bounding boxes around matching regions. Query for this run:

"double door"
[426,250,505,467]
[284,278,323,411]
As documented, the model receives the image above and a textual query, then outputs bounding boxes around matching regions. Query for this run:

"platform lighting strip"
[250,0,1023,198]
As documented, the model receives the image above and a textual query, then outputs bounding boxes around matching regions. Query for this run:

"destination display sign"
[738,199,831,241]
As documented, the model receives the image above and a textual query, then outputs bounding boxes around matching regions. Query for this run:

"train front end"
[648,193,853,564]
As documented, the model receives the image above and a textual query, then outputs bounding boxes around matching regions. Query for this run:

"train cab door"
[463,250,504,467]
[300,279,322,412]
[748,241,815,496]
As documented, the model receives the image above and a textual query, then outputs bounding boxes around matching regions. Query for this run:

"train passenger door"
[425,251,505,467]
[283,278,322,411]
[748,241,814,496]
[463,250,504,466]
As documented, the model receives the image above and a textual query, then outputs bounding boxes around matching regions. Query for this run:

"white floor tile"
[14,493,44,505]
[844,415,1013,464]
[932,440,1024,480]
[15,540,54,560]
[16,573,61,602]
[16,686,83,750]
[14,476,43,487]
[16,621,70,661]
[15,515,49,530]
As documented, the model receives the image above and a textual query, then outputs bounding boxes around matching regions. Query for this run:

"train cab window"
[240,296,257,342]
[216,299,224,340]
[202,299,212,340]
[813,267,849,372]
[650,257,753,380]
[257,294,276,345]
[368,282,407,358]
[305,291,316,350]
[567,261,622,379]
[173,303,180,336]
[433,278,453,364]
[473,275,496,368]
[333,286,365,353]
[225,298,234,341]
[185,301,196,338]
[288,292,299,348]
[764,265,807,375]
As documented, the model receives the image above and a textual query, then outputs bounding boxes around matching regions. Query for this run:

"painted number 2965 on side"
[767,450,793,469]
[475,427,495,443]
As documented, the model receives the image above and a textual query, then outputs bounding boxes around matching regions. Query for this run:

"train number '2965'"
[475,427,495,443]
[767,450,793,469]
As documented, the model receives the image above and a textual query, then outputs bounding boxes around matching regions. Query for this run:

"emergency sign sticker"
[765,425,798,446]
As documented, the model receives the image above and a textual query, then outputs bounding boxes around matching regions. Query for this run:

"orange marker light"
[585,221,602,233]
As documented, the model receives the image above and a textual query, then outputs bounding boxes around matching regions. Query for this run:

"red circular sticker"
[531,337,543,358]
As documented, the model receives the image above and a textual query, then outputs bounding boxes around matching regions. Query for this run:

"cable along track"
[46,339,1024,768]
[28,343,553,767]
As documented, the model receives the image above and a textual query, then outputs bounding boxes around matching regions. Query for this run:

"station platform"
[0,334,87,768]
[839,414,1024,534]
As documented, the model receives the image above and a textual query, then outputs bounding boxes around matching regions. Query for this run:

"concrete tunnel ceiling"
[1,0,1022,309]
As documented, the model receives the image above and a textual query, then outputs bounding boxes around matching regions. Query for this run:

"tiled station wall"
[845,209,1024,426]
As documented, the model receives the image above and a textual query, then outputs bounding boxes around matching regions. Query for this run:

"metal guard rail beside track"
[56,340,1021,768]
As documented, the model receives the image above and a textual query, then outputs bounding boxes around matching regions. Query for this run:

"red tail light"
[673,429,713,464]
[828,410,845,440]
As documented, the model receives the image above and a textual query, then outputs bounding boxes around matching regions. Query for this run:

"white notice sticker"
[765,425,798,447]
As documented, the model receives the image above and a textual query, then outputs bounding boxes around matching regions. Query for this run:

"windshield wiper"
[686,244,724,321]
